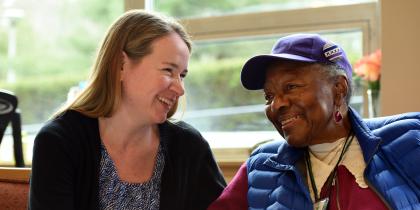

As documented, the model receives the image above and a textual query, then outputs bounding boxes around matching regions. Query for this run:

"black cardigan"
[29,110,226,210]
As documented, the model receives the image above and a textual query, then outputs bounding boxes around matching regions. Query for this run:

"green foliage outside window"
[0,0,123,124]
[0,0,364,132]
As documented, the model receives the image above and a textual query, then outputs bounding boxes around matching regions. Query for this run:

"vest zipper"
[335,176,341,210]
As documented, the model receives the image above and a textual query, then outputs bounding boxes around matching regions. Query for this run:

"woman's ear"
[120,51,128,81]
[334,75,349,106]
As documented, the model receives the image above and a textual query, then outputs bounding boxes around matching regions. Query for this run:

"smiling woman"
[119,32,190,125]
[208,33,420,210]
[264,61,345,147]
[29,10,226,210]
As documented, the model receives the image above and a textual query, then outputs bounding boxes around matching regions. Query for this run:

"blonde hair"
[54,10,192,119]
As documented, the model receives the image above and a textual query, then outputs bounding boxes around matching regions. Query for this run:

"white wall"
[380,0,420,115]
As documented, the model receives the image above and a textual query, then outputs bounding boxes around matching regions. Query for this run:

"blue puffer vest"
[247,107,420,210]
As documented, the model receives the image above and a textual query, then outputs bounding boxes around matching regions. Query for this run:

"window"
[150,1,380,144]
[0,0,380,165]
[177,31,364,134]
[147,0,380,172]
[0,0,123,126]
[0,0,123,165]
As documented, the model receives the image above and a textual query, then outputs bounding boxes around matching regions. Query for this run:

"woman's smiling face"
[120,32,190,124]
[264,61,338,147]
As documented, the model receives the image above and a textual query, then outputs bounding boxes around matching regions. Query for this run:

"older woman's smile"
[280,114,301,129]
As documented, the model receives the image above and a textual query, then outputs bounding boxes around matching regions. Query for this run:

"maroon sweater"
[321,165,388,210]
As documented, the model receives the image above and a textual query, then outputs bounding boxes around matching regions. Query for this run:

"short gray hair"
[320,63,353,105]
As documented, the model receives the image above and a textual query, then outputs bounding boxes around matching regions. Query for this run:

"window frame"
[126,1,379,50]
[123,1,380,175]
[126,1,380,118]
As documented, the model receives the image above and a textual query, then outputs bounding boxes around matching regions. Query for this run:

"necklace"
[305,129,354,210]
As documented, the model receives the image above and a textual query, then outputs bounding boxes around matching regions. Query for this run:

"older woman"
[29,10,226,210]
[208,34,420,210]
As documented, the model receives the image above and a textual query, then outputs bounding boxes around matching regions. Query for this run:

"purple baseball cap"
[241,33,353,90]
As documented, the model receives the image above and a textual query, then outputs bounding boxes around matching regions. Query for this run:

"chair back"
[0,89,18,140]
[0,89,24,167]
[0,167,31,210]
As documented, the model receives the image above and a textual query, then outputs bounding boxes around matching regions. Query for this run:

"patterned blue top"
[98,143,165,210]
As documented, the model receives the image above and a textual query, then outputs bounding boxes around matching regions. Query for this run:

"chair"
[0,167,31,210]
[0,89,25,167]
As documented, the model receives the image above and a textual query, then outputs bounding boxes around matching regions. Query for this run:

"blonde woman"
[29,10,226,210]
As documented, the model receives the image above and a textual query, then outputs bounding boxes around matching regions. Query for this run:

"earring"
[334,110,343,123]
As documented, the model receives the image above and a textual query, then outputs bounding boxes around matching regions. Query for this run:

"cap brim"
[240,54,316,90]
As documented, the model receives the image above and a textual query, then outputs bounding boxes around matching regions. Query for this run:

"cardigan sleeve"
[29,123,76,210]
[159,120,227,210]
[207,162,248,210]
[193,140,227,210]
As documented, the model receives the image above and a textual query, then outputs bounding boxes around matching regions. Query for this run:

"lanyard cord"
[305,129,354,202]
